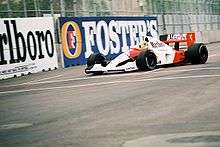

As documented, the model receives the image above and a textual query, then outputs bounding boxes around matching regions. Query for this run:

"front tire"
[136,51,157,71]
[86,53,107,75]
[87,53,107,67]
[188,43,208,64]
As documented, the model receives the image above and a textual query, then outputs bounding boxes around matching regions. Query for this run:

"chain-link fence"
[0,0,220,34]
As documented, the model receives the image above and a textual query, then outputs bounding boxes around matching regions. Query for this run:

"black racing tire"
[188,43,208,64]
[136,51,157,71]
[91,71,104,75]
[87,53,107,67]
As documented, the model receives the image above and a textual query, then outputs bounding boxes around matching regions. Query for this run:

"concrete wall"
[156,14,220,43]
[200,30,220,43]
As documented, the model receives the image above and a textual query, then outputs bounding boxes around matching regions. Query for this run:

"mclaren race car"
[85,32,208,75]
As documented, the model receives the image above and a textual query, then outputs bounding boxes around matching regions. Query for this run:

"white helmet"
[139,41,148,50]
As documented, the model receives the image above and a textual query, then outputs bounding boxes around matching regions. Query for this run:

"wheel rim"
[200,45,208,63]
[145,53,156,69]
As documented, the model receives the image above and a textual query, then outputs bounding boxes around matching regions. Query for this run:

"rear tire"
[188,43,208,64]
[136,51,157,71]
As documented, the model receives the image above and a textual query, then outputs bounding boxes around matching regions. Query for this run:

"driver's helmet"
[139,41,148,50]
[138,37,149,50]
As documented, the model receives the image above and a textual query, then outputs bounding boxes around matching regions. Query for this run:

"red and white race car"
[85,32,208,75]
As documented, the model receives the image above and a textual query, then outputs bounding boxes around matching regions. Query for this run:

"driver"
[138,37,151,51]
[129,37,151,59]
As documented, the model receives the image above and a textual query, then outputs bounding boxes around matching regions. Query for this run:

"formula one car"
[85,32,208,75]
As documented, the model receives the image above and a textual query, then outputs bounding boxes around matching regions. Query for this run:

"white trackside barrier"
[0,17,58,80]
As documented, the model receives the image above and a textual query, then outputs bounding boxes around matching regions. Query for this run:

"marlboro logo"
[0,20,55,65]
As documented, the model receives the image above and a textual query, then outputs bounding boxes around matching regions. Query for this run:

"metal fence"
[0,0,220,34]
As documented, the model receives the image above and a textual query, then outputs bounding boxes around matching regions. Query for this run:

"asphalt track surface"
[0,43,220,147]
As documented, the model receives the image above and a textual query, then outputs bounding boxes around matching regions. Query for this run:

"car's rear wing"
[159,32,196,47]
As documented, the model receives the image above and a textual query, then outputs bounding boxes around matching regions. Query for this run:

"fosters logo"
[61,21,82,59]
[60,17,158,66]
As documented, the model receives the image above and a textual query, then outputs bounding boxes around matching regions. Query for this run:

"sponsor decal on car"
[150,41,165,48]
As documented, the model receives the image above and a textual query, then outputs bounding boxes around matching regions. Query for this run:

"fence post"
[161,14,167,34]
[93,1,97,16]
[60,0,65,17]
[161,0,167,34]
[82,0,86,16]
[34,0,38,17]
[195,0,200,31]
[6,0,12,18]
[50,0,54,18]
[109,0,113,15]
[73,0,77,16]
[187,13,192,32]
[23,0,27,17]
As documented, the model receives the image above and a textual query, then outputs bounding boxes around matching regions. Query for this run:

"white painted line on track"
[0,69,160,88]
[153,67,220,73]
[12,67,220,86]
[25,74,62,84]
[0,67,220,88]
[0,123,33,131]
[209,54,219,57]
[123,131,220,147]
[0,74,63,88]
[0,74,220,94]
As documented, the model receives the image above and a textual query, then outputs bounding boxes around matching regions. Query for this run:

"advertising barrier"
[59,16,158,67]
[0,17,58,80]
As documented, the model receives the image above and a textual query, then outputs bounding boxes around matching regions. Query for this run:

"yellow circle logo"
[61,21,82,59]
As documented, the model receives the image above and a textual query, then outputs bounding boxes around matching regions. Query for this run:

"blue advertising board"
[59,16,158,67]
